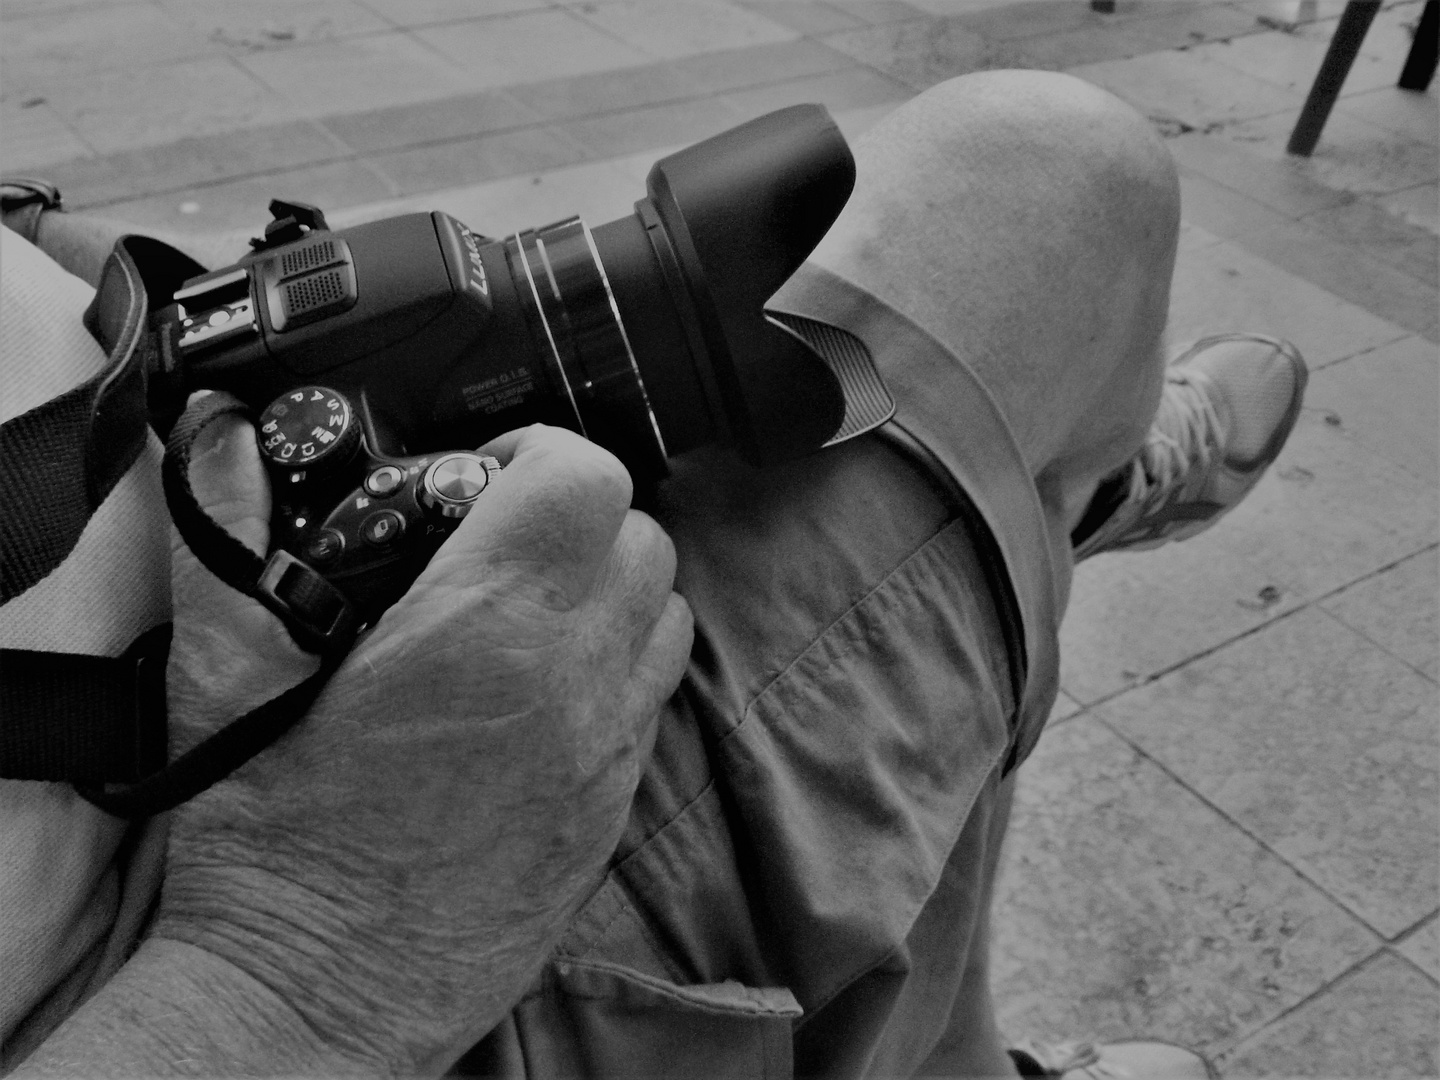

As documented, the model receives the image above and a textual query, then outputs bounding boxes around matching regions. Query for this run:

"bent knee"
[881,69,1179,240]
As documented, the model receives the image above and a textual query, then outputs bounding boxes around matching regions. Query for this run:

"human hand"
[154,410,692,1075]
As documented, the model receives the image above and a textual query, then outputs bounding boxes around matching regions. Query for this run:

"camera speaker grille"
[281,240,337,278]
[284,269,346,317]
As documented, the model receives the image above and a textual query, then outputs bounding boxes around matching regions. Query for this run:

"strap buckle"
[255,549,363,655]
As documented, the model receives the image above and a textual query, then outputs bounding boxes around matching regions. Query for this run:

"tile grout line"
[1069,538,1439,713]
[1092,705,1400,950]
[1212,947,1412,1065]
[1381,942,1440,989]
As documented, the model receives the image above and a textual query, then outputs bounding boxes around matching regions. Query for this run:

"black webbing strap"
[0,624,171,783]
[0,232,205,603]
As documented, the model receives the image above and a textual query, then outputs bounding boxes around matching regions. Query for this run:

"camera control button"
[420,453,500,519]
[361,510,406,547]
[303,528,345,564]
[364,465,405,497]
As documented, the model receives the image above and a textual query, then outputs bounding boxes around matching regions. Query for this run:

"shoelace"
[1130,367,1226,515]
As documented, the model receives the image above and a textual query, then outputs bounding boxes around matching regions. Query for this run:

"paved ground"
[4,0,1436,1076]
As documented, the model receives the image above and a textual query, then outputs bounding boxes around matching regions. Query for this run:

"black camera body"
[253,385,502,621]
[157,105,891,632]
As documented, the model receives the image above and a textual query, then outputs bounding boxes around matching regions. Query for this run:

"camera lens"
[505,217,670,476]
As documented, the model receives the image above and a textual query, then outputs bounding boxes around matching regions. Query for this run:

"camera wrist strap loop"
[161,391,364,656]
[76,649,343,819]
[77,392,359,819]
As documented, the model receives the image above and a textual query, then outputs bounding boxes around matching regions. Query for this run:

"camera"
[154,105,893,634]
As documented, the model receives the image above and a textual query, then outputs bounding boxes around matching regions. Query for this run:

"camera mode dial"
[258,386,360,475]
[420,453,502,519]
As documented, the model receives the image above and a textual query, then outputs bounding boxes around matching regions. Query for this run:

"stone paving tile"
[45,120,350,208]
[822,0,930,26]
[1177,219,1226,254]
[0,97,91,170]
[353,154,651,237]
[504,60,700,121]
[236,31,478,117]
[665,37,856,95]
[1059,524,1304,705]
[555,96,746,160]
[1188,22,1408,98]
[319,89,542,153]
[732,0,868,35]
[1301,196,1438,289]
[1098,605,1440,939]
[830,100,900,142]
[1174,171,1438,341]
[1217,952,1439,1077]
[410,9,653,90]
[1321,546,1440,682]
[945,0,1113,41]
[0,0,147,14]
[1165,235,1411,366]
[1009,20,1163,70]
[1213,406,1440,604]
[717,65,912,123]
[1220,109,1438,199]
[95,156,396,236]
[818,16,1027,91]
[1303,335,1440,487]
[35,56,292,155]
[356,0,552,26]
[1292,0,1433,71]
[0,1,222,89]
[1167,130,1353,219]
[1119,2,1262,51]
[1397,913,1440,981]
[1337,84,1440,147]
[1069,48,1306,131]
[992,714,1381,1057]
[1378,180,1440,234]
[154,0,393,51]
[369,124,589,197]
[560,0,797,60]
[1241,214,1438,340]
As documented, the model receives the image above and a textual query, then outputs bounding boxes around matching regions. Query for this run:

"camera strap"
[2,217,356,814]
[1,222,203,787]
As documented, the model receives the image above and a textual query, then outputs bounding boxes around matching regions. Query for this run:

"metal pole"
[1286,0,1382,157]
[1398,0,1438,91]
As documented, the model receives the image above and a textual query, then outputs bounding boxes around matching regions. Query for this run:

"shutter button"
[419,453,500,519]
[365,465,405,497]
[361,510,405,546]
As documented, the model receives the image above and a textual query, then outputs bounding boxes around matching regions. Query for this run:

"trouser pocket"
[463,955,801,1079]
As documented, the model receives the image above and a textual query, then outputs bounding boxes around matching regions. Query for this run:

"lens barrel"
[505,217,668,474]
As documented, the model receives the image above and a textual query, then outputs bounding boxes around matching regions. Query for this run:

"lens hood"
[641,104,854,464]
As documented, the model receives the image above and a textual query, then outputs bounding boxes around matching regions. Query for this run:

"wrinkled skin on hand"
[157,406,693,1075]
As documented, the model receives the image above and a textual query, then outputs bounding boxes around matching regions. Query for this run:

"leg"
[811,70,1180,609]
[603,71,1184,1078]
